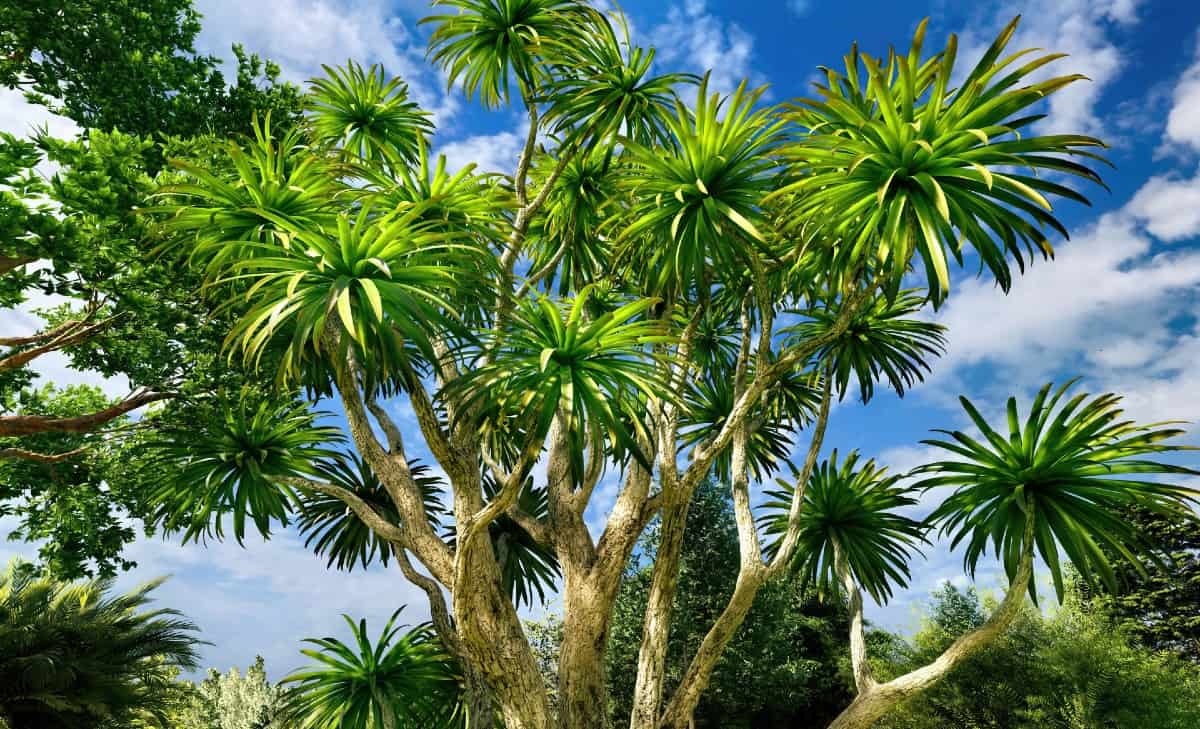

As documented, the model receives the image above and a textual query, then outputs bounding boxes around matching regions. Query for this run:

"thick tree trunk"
[454,540,554,729]
[558,572,613,729]
[463,664,496,729]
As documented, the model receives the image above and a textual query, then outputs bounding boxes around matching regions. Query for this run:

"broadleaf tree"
[59,4,1198,729]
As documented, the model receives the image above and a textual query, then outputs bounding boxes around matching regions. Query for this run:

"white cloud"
[0,88,80,140]
[786,0,812,17]
[193,0,459,125]
[118,529,431,679]
[931,208,1200,384]
[650,1,759,95]
[1165,33,1200,152]
[1126,172,1200,241]
[436,129,525,176]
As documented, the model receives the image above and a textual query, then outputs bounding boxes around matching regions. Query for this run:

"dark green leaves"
[918,381,1199,602]
[761,450,927,604]
[782,290,946,403]
[281,610,463,729]
[149,397,342,545]
[775,17,1109,305]
[297,453,447,572]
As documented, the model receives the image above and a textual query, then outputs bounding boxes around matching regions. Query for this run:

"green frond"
[442,286,674,478]
[0,561,201,729]
[423,0,601,108]
[782,289,947,402]
[297,453,448,572]
[774,17,1109,306]
[760,450,928,604]
[149,396,343,545]
[280,609,463,729]
[919,380,1199,602]
[308,61,434,163]
[540,11,696,149]
[614,74,786,299]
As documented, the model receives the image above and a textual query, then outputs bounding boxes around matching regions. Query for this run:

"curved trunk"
[826,516,1037,729]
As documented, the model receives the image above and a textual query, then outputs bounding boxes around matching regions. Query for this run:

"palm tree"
[280,610,463,729]
[0,560,202,729]
[808,382,1197,729]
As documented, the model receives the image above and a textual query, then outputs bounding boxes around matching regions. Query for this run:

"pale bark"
[827,515,1037,729]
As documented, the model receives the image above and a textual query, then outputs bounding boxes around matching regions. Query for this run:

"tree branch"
[0,255,36,276]
[0,446,88,462]
[827,512,1038,729]
[765,369,834,576]
[282,475,411,545]
[835,540,876,694]
[0,315,116,372]
[0,388,173,437]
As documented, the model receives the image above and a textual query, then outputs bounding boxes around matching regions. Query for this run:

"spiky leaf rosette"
[774,17,1109,305]
[296,454,447,572]
[157,115,339,264]
[211,203,487,389]
[615,76,786,298]
[678,365,821,482]
[423,0,600,108]
[760,450,927,604]
[308,61,434,163]
[281,610,464,729]
[365,143,509,241]
[525,148,618,295]
[444,286,673,478]
[918,381,1199,602]
[150,398,343,545]
[782,289,947,403]
[541,12,695,149]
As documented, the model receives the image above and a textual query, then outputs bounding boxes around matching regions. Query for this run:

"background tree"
[167,657,283,729]
[607,479,856,728]
[0,0,301,145]
[0,0,305,578]
[1081,505,1200,661]
[875,585,1200,729]
[0,558,202,729]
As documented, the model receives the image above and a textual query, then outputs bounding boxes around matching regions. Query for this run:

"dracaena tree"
[763,382,1196,729]
[139,4,1198,728]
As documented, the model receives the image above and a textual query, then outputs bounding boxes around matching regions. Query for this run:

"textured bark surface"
[454,540,554,729]
[628,496,690,729]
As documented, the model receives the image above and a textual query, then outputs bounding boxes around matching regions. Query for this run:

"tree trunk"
[628,497,690,729]
[463,663,496,729]
[454,539,554,729]
[558,571,613,729]
[826,516,1037,729]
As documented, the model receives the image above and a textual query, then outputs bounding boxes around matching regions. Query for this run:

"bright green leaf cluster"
[918,381,1200,602]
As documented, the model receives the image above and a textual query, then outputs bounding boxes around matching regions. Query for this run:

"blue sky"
[3,0,1200,681]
